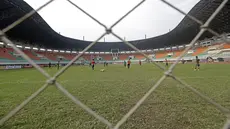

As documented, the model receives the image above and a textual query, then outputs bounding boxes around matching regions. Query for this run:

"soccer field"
[0,63,230,129]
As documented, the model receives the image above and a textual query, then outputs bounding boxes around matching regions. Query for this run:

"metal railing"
[0,0,230,128]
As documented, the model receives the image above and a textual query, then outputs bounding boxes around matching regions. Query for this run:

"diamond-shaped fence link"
[0,0,229,128]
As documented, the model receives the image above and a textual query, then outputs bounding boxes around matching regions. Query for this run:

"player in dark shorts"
[57,61,60,70]
[194,56,200,71]
[165,59,169,67]
[127,59,131,69]
[91,59,95,70]
[182,59,185,64]
[48,62,51,68]
[139,60,142,66]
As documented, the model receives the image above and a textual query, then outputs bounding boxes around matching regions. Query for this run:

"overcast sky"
[24,0,200,42]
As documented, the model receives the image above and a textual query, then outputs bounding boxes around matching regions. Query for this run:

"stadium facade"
[0,0,230,52]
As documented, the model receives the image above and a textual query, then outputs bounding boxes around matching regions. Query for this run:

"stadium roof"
[0,0,230,51]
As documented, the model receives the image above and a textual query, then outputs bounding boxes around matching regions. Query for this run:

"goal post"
[111,49,119,60]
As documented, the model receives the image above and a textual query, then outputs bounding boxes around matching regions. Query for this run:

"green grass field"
[0,63,230,129]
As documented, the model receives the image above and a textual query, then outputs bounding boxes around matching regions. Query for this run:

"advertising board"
[23,65,33,68]
[5,65,22,70]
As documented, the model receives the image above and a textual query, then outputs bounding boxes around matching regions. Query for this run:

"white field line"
[57,76,230,83]
[179,76,229,79]
[0,71,36,82]
[0,75,29,83]
[0,76,228,85]
[0,79,69,85]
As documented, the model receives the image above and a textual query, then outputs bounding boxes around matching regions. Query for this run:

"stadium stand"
[118,54,129,60]
[100,54,113,61]
[192,47,209,56]
[82,55,92,61]
[0,48,16,60]
[61,53,76,61]
[224,44,230,49]
[36,51,57,61]
[23,50,40,60]
[155,52,167,59]
[173,50,183,58]
[132,53,145,60]
[1,40,230,63]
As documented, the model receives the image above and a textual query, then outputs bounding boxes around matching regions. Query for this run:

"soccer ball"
[100,69,105,72]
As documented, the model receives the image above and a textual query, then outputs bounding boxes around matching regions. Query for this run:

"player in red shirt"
[91,59,95,70]
[127,59,131,69]
[139,60,141,66]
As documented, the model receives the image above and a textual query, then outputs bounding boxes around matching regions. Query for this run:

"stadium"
[0,0,230,129]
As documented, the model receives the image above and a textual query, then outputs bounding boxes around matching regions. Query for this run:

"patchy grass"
[0,63,229,129]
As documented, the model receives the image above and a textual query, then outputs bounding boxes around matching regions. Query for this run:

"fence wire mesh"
[0,0,230,128]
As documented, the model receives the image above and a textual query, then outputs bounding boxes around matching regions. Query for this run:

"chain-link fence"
[0,0,230,128]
